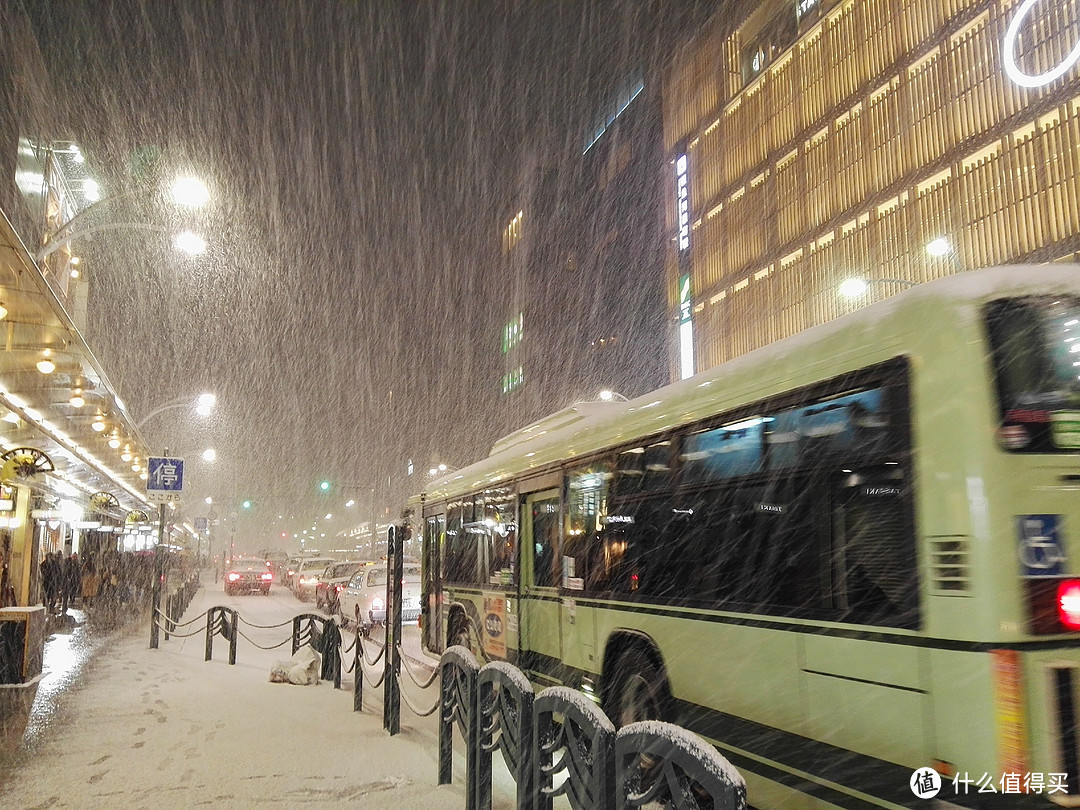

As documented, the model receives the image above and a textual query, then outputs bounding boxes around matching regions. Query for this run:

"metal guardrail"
[149,524,746,809]
[437,647,747,810]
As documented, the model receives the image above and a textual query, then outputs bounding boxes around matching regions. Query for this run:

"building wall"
[665,0,1080,374]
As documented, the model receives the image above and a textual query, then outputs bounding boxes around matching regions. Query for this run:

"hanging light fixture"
[0,302,8,321]
[69,388,85,408]
[36,349,56,374]
[120,447,132,462]
[108,433,121,449]
[91,416,106,432]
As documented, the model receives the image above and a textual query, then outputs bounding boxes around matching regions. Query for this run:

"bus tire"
[603,647,673,729]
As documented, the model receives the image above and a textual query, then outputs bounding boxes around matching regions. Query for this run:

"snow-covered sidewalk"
[0,580,515,809]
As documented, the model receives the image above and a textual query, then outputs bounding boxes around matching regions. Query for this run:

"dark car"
[314,560,367,614]
[224,556,273,596]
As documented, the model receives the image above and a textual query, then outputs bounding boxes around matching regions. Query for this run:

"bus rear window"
[986,298,1080,453]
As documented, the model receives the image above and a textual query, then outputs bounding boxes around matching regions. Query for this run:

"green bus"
[412,266,1080,808]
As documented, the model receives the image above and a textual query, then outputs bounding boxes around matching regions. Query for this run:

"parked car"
[224,556,273,596]
[339,562,421,634]
[281,556,302,591]
[292,556,337,601]
[314,560,367,613]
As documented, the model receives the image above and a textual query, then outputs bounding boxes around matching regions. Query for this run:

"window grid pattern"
[667,0,1080,371]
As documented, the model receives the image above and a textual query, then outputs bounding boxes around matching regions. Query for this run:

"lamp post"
[35,175,210,264]
[135,392,216,431]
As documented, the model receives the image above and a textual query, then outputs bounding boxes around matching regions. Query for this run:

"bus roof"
[412,264,1080,505]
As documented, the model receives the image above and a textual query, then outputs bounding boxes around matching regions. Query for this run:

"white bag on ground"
[269,644,321,685]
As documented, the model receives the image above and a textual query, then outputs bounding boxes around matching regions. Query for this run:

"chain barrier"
[399,681,440,717]
[235,628,293,650]
[236,616,295,630]
[397,642,440,690]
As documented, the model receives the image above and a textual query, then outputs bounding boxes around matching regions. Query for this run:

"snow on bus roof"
[418,264,1080,498]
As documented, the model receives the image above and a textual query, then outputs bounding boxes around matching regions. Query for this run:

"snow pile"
[269,643,321,685]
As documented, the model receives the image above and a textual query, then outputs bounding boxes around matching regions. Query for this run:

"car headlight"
[371,597,384,611]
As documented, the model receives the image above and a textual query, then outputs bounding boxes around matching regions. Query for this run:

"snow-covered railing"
[437,649,747,810]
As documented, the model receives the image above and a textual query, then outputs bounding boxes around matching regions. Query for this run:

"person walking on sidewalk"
[41,551,61,614]
[62,552,81,613]
[81,556,100,609]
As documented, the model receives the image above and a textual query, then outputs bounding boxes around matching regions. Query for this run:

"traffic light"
[242,500,252,509]
[319,480,330,492]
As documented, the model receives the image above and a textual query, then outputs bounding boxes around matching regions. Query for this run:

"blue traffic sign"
[146,457,184,503]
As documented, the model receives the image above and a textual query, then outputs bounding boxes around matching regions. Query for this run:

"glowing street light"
[926,237,952,257]
[174,231,207,256]
[170,177,210,208]
[202,448,216,462]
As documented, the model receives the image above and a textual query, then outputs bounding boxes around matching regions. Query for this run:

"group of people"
[40,551,84,614]
[40,550,157,620]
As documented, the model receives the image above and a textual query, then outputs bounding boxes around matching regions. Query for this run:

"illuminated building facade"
[665,0,1080,375]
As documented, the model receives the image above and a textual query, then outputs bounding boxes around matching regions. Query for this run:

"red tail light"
[261,572,273,581]
[1059,581,1080,630]
[227,572,241,582]
[335,584,344,592]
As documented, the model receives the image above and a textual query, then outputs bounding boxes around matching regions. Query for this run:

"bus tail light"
[1025,578,1080,634]
[1059,581,1080,630]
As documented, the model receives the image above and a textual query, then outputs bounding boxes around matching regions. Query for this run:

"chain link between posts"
[153,608,208,638]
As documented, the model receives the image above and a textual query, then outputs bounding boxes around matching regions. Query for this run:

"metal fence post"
[353,633,363,712]
[383,524,402,735]
[291,615,301,656]
[205,607,215,661]
[228,609,237,665]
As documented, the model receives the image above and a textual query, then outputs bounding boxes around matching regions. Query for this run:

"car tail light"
[261,572,273,581]
[335,584,344,592]
[227,572,241,582]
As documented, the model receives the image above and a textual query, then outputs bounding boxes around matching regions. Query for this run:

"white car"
[292,556,337,602]
[340,563,422,633]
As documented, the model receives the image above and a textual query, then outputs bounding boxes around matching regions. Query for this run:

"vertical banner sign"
[991,649,1029,778]
[675,149,695,380]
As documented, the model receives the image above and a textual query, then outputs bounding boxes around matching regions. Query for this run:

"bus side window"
[832,471,915,623]
[566,461,613,592]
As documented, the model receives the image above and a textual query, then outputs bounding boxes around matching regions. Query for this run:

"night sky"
[23,1,721,550]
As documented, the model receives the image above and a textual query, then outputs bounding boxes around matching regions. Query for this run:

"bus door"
[518,489,562,675]
[422,514,445,654]
[560,462,610,676]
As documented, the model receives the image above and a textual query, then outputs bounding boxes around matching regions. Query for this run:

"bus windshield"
[986,297,1080,452]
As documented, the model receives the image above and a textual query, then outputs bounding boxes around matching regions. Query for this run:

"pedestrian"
[81,556,100,608]
[41,551,60,613]
[62,552,81,613]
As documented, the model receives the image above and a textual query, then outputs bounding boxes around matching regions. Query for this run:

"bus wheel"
[604,649,672,729]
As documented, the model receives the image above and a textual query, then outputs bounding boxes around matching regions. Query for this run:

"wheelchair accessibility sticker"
[1018,515,1065,577]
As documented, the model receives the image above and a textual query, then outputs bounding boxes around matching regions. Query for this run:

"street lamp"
[598,390,629,402]
[135,392,216,430]
[35,174,211,264]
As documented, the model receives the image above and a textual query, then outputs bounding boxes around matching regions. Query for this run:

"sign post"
[146,455,184,649]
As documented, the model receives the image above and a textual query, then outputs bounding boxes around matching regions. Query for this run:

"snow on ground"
[0,579,520,809]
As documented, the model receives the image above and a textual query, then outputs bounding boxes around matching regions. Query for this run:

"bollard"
[163,594,173,641]
[205,608,215,661]
[353,633,362,712]
[320,621,341,688]
[228,609,237,665]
